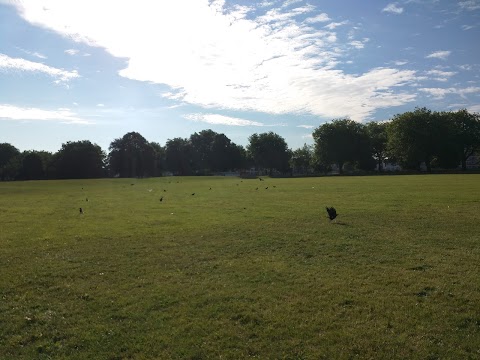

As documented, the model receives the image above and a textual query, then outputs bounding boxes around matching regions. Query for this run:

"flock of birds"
[79,178,338,222]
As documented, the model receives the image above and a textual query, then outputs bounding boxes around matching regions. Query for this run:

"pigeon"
[326,207,337,221]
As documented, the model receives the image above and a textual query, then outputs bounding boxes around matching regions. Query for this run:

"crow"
[209,187,212,190]
[192,193,195,196]
[326,207,337,221]
[79,207,83,214]
[259,178,264,181]
[86,198,88,202]
[160,197,163,202]
[265,187,268,190]
[255,187,258,190]
[164,189,167,192]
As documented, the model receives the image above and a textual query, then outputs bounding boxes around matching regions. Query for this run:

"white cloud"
[419,87,480,99]
[297,124,314,129]
[394,60,408,66]
[0,104,91,124]
[382,3,404,14]
[324,21,348,30]
[305,13,330,23]
[282,0,302,8]
[0,53,79,82]
[468,104,480,113]
[17,48,47,59]
[459,1,480,11]
[349,38,369,49]
[96,103,105,107]
[64,49,79,55]
[426,69,456,81]
[11,1,418,121]
[461,25,475,30]
[426,50,451,60]
[185,113,264,126]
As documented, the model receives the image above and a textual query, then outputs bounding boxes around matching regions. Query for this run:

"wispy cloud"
[11,1,418,121]
[349,38,369,49]
[17,47,47,59]
[425,69,456,81]
[305,13,331,23]
[419,86,480,99]
[461,24,475,30]
[297,124,315,129]
[64,49,79,55]
[394,60,408,66]
[185,113,264,127]
[425,50,451,60]
[0,53,79,82]
[468,104,480,113]
[0,104,92,124]
[382,3,404,14]
[459,1,480,11]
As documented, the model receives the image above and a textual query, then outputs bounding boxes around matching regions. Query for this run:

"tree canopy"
[247,132,290,174]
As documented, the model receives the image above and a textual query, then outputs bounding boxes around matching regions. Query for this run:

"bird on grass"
[191,193,195,196]
[265,187,268,190]
[160,197,163,202]
[259,177,264,181]
[326,207,337,221]
[79,207,83,214]
[86,198,88,202]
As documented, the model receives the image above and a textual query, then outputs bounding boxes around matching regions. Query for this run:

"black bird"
[86,198,88,202]
[164,189,167,192]
[259,177,264,181]
[79,207,83,214]
[255,187,258,190]
[326,207,337,221]
[265,187,268,190]
[131,183,135,186]
[209,187,212,190]
[160,197,163,202]
[191,193,195,196]
[273,186,276,188]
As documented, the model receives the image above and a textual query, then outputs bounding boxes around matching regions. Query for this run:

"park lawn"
[0,175,479,359]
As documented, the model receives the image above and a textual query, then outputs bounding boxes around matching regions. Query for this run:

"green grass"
[1,175,479,359]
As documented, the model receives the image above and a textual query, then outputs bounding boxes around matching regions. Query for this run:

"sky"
[0,0,479,153]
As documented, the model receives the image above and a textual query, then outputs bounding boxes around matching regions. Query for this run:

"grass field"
[1,175,479,359]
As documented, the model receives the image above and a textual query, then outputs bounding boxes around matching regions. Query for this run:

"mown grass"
[0,175,479,359]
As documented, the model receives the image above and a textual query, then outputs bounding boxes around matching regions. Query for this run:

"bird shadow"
[331,221,349,226]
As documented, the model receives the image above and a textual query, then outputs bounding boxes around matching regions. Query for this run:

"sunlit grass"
[1,175,479,359]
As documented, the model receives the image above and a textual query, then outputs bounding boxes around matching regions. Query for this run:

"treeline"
[1,108,479,180]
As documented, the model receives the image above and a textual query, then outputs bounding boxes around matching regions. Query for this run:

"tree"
[312,119,371,174]
[165,137,193,175]
[0,143,21,181]
[365,121,388,171]
[387,108,448,172]
[108,132,156,177]
[448,109,480,171]
[150,142,166,176]
[290,144,313,174]
[19,151,53,180]
[247,132,290,174]
[55,141,105,179]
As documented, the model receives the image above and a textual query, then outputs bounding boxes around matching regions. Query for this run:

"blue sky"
[0,0,479,153]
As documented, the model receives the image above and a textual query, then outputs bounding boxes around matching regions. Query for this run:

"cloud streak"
[0,104,92,124]
[426,50,451,60]
[382,3,404,14]
[185,113,264,127]
[0,53,79,82]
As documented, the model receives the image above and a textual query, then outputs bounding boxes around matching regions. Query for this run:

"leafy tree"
[365,121,388,171]
[150,142,166,176]
[290,144,313,174]
[247,132,290,174]
[387,108,448,172]
[312,119,371,174]
[190,130,217,173]
[165,137,193,175]
[0,143,21,180]
[55,141,105,179]
[108,132,156,177]
[448,109,480,170]
[19,151,53,180]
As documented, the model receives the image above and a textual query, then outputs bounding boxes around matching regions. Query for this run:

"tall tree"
[55,141,105,179]
[312,119,371,174]
[448,109,480,170]
[290,144,313,174]
[387,108,447,172]
[0,143,21,181]
[108,132,156,177]
[19,151,53,180]
[165,137,193,175]
[365,121,388,171]
[247,132,290,174]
